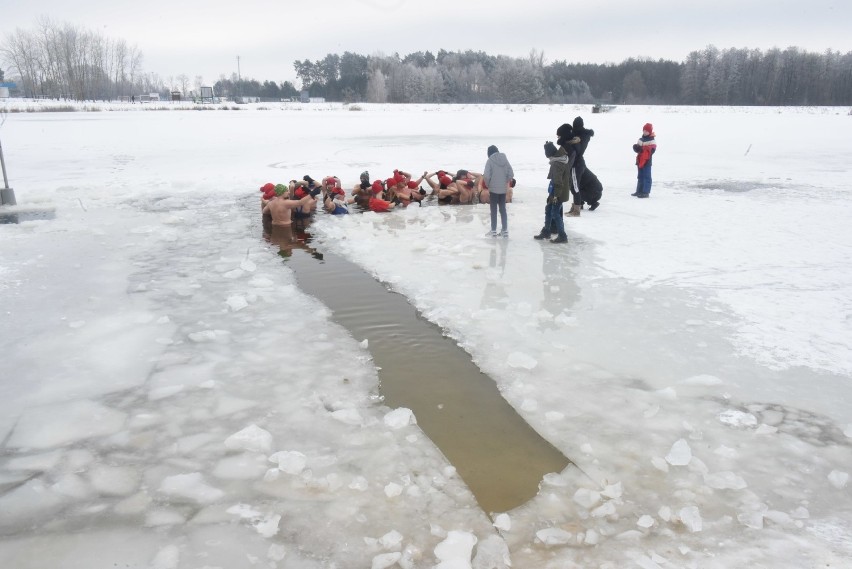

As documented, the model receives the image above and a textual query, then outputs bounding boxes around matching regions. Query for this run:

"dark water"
[263,220,571,514]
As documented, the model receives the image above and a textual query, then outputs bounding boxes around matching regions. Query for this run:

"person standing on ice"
[483,145,514,237]
[632,122,657,198]
[565,115,594,216]
[534,126,575,244]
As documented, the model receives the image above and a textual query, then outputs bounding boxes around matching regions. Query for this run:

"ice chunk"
[267,544,287,561]
[435,530,477,568]
[224,424,273,453]
[384,482,403,497]
[379,530,403,549]
[150,544,180,569]
[7,400,127,449]
[51,473,93,499]
[828,470,849,489]
[88,465,140,496]
[158,472,224,504]
[602,482,623,499]
[372,552,402,569]
[655,387,677,400]
[360,339,369,348]
[331,408,364,426]
[213,453,269,480]
[755,424,778,435]
[384,408,417,429]
[591,501,617,518]
[145,508,186,526]
[790,506,810,519]
[651,456,669,472]
[665,439,692,466]
[254,514,281,537]
[507,351,537,370]
[521,399,538,411]
[637,515,655,528]
[678,374,723,386]
[584,529,600,545]
[472,534,510,569]
[542,472,568,487]
[678,506,703,532]
[227,503,263,519]
[713,445,738,458]
[658,506,672,522]
[225,295,249,312]
[573,488,601,509]
[545,411,564,422]
[704,471,747,490]
[737,510,764,529]
[718,409,758,428]
[493,513,511,532]
[269,450,307,475]
[535,527,572,546]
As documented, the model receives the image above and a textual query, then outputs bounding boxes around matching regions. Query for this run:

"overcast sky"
[3,0,852,88]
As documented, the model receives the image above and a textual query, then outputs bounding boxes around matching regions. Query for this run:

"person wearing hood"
[483,145,514,237]
[565,116,594,216]
[535,124,575,243]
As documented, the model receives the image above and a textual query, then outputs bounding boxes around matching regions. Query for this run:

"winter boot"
[589,201,600,211]
[533,229,551,240]
[551,234,568,244]
[565,204,581,217]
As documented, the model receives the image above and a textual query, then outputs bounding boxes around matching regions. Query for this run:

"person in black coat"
[577,167,603,210]
[565,116,594,216]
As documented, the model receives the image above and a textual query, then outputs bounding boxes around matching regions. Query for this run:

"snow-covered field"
[1,101,851,568]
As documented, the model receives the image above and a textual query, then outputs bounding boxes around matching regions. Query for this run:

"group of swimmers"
[259,167,517,227]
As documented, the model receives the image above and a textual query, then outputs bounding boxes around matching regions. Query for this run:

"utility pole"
[0,110,16,205]
[236,55,241,100]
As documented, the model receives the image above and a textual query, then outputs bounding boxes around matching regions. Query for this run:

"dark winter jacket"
[578,167,602,204]
[633,135,657,168]
[547,145,575,203]
[570,127,595,169]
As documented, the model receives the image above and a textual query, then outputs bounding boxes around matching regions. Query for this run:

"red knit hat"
[438,174,452,187]
[371,180,384,194]
[407,181,419,189]
[295,187,307,198]
[386,177,397,188]
[643,123,654,133]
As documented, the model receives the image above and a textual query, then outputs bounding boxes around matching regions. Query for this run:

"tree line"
[291,47,852,105]
[3,18,852,105]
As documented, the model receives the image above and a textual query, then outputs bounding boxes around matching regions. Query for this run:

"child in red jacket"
[632,123,657,198]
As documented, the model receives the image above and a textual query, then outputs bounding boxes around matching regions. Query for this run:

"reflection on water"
[265,219,571,514]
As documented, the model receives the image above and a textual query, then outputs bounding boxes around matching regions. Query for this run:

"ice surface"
[434,530,477,568]
[7,400,127,449]
[1,103,851,568]
[665,439,693,466]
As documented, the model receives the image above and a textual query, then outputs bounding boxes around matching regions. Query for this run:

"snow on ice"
[1,102,851,568]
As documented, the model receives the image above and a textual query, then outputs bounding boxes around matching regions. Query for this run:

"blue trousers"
[545,201,565,237]
[636,166,652,195]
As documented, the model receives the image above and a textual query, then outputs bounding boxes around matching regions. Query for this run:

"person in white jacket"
[483,145,514,237]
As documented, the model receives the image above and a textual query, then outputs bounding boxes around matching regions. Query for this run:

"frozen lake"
[0,102,851,568]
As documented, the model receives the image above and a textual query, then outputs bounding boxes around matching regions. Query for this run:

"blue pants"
[545,201,565,237]
[490,193,507,232]
[636,166,652,195]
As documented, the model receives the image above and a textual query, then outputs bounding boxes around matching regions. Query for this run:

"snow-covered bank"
[1,103,851,568]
